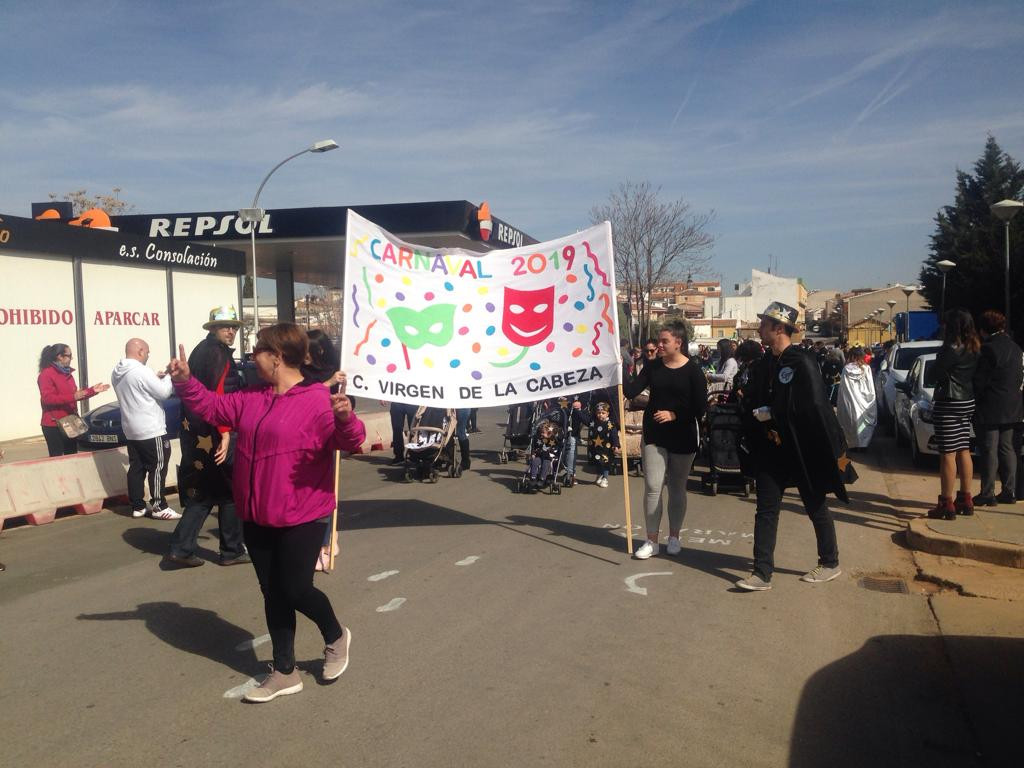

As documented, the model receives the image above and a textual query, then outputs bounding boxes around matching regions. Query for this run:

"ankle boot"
[927,495,956,520]
[458,438,471,471]
[954,490,974,516]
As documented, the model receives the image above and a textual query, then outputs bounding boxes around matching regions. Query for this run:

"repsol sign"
[149,213,274,238]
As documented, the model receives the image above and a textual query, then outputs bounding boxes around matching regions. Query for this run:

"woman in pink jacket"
[169,323,365,703]
[37,343,109,456]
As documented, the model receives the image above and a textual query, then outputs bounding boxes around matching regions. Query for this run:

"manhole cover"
[858,576,909,594]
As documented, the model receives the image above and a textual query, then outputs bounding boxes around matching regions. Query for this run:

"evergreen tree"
[921,136,1024,337]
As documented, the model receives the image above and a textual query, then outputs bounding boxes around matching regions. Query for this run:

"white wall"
[173,272,240,357]
[0,252,79,441]
[81,262,171,409]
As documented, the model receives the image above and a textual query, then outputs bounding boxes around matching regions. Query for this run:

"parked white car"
[893,352,975,465]
[877,340,942,431]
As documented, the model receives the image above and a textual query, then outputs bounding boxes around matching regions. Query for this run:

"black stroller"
[498,403,536,464]
[700,403,752,497]
[512,419,565,495]
[403,406,459,482]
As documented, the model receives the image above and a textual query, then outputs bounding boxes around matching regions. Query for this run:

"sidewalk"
[907,507,1024,569]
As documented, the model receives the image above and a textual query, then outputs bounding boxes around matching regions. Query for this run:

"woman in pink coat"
[170,323,365,703]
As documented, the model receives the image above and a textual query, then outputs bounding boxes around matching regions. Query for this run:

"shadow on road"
[789,634,1023,768]
[122,526,216,565]
[77,601,259,676]
[340,498,490,530]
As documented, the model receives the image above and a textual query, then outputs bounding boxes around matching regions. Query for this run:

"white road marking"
[223,676,264,699]
[455,556,479,566]
[234,633,270,651]
[624,572,673,596]
[368,570,400,582]
[376,597,407,613]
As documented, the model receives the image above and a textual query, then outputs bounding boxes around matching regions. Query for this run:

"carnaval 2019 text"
[350,366,604,401]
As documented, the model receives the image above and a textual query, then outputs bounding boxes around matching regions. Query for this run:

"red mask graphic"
[502,286,554,347]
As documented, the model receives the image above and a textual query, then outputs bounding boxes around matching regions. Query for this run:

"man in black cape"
[736,302,850,591]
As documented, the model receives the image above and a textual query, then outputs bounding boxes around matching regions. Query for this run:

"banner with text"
[341,210,621,408]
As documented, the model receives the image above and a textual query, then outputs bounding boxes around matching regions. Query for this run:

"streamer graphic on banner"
[340,210,621,408]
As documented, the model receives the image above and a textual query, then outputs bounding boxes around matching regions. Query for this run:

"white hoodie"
[111,358,174,441]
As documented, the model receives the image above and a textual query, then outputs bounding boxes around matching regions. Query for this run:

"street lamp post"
[875,308,885,345]
[238,139,339,347]
[900,285,916,341]
[991,199,1023,329]
[936,260,956,320]
[886,299,897,342]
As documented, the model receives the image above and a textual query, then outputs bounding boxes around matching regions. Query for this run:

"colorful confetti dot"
[545,342,555,353]
[366,355,376,365]
[529,362,541,371]
[498,347,509,357]
[374,274,384,284]
[396,292,405,301]
[562,322,574,332]
[576,323,588,333]
[566,274,578,283]
[477,286,489,295]
[401,276,412,286]
[381,338,392,347]
[444,282,454,291]
[472,342,481,353]
[424,358,434,369]
[450,359,461,368]
[377,298,387,308]
[485,302,495,312]
[558,295,569,304]
[574,301,585,310]
[486,326,496,336]
[462,303,472,312]
[471,370,482,380]
[424,292,435,301]
[572,348,583,358]
[387,363,397,372]
[458,326,469,335]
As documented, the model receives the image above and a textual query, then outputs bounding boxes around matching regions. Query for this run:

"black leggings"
[42,425,78,457]
[244,520,342,674]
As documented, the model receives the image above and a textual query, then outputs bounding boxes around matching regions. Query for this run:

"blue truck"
[894,310,939,342]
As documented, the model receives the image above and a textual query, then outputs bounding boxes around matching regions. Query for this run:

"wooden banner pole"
[617,383,634,555]
[328,449,341,573]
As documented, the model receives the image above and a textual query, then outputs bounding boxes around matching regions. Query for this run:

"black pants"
[126,435,170,511]
[168,492,244,559]
[42,425,77,457]
[752,464,839,582]
[977,425,1018,497]
[468,408,479,431]
[244,520,342,674]
[390,402,418,458]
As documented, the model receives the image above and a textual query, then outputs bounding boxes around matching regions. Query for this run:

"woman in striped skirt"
[928,309,981,520]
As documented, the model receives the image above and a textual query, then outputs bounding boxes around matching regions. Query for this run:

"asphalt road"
[0,408,1016,767]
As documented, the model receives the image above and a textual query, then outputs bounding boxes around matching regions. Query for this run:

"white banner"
[340,210,621,408]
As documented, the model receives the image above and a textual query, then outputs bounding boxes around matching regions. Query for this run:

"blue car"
[76,396,182,450]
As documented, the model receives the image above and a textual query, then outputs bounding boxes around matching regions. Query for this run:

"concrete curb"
[906,518,1024,569]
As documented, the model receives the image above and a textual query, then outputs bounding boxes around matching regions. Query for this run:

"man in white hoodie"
[112,338,181,520]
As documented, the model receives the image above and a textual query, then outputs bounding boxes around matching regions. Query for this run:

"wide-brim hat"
[203,304,241,330]
[757,301,800,331]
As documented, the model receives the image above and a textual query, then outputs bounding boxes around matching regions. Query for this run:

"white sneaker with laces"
[131,509,148,519]
[634,539,658,559]
[151,505,182,520]
[800,565,842,583]
[666,536,682,556]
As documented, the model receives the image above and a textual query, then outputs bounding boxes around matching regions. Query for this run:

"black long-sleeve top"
[622,357,708,454]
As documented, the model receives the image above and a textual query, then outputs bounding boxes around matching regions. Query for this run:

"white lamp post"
[886,299,897,341]
[991,199,1023,329]
[936,260,956,320]
[239,139,339,346]
[900,285,916,341]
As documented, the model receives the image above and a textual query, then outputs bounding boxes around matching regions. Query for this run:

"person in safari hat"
[165,305,248,567]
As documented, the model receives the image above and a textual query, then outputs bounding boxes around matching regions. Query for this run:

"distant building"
[705,269,807,326]
[842,285,928,344]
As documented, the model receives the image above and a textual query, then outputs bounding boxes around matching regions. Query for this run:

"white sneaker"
[634,539,658,559]
[598,476,609,488]
[800,565,842,583]
[666,536,682,556]
[131,508,148,518]
[151,506,182,520]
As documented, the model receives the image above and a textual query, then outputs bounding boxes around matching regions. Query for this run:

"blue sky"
[3,0,1023,294]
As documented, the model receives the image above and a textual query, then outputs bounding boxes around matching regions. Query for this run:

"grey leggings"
[642,444,695,536]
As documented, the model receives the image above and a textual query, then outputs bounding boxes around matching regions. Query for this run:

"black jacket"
[973,333,1024,426]
[932,344,979,403]
[742,344,849,503]
[181,334,242,436]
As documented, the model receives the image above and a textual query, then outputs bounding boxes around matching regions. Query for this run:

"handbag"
[56,413,89,439]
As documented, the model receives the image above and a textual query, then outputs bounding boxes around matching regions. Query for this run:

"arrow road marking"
[624,572,673,596]
[376,597,407,613]
[455,556,480,566]
[234,634,270,651]
[368,570,400,582]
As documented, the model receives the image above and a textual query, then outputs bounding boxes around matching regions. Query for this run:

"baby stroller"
[700,403,752,497]
[513,419,565,495]
[499,402,536,463]
[403,406,459,482]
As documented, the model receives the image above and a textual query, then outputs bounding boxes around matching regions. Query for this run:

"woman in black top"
[928,309,981,520]
[623,322,708,559]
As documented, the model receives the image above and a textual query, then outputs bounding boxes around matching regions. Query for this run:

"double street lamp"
[239,139,339,346]
[991,199,1022,329]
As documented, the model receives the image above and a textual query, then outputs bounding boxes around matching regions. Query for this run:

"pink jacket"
[174,376,366,527]
[38,365,95,427]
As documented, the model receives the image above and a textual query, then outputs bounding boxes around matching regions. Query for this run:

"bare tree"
[48,188,135,216]
[591,181,715,344]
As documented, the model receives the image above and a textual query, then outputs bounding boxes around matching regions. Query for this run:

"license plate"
[88,434,120,443]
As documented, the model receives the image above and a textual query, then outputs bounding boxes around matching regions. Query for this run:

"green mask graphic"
[386,304,456,350]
